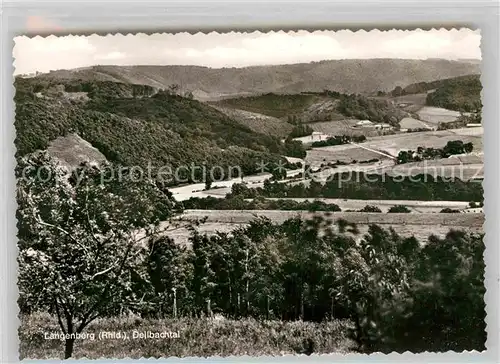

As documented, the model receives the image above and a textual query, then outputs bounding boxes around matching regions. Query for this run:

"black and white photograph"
[14,28,485,359]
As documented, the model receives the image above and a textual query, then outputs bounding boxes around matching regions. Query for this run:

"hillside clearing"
[46,133,107,170]
[399,117,431,130]
[211,106,293,137]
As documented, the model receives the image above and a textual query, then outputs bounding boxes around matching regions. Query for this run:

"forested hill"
[14,78,287,179]
[35,59,479,99]
[425,75,482,112]
[390,74,482,112]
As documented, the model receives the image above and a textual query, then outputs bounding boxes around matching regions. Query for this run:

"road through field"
[306,127,483,164]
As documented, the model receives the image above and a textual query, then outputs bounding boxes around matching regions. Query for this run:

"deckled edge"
[15,26,481,39]
[9,14,21,364]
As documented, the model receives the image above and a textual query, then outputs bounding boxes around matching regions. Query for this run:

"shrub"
[388,205,411,213]
[359,205,382,213]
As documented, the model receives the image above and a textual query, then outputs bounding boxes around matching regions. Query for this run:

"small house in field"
[374,123,393,130]
[311,131,324,140]
[466,123,482,128]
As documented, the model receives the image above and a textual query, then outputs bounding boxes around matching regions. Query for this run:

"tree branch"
[84,186,103,248]
[78,238,135,333]
[89,261,120,280]
[53,297,67,334]
[34,214,90,256]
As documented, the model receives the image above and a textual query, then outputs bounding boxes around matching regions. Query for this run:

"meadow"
[19,313,354,359]
[168,210,485,245]
[417,106,461,125]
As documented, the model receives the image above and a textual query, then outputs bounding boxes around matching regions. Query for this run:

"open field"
[391,92,429,107]
[306,127,483,164]
[306,155,483,182]
[20,313,353,359]
[399,117,432,130]
[260,198,476,213]
[169,169,303,201]
[308,119,391,137]
[417,106,461,125]
[293,133,331,144]
[306,145,387,164]
[168,210,484,245]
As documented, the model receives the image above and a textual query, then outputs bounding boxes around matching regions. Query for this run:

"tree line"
[396,140,474,164]
[230,173,484,202]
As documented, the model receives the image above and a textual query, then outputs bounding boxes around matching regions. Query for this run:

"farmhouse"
[310,131,328,140]
[373,123,393,130]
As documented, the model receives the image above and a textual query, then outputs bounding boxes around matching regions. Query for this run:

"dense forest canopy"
[389,74,482,113]
[425,75,482,112]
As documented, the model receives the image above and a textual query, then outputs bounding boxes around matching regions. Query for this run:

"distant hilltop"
[35,58,480,100]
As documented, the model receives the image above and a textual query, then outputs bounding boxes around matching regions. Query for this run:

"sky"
[14,28,481,75]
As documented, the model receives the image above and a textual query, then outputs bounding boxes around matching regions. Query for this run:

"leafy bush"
[359,205,382,213]
[388,205,411,213]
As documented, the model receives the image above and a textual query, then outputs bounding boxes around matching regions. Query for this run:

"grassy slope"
[14,78,285,175]
[210,105,294,138]
[20,313,353,359]
[212,93,322,119]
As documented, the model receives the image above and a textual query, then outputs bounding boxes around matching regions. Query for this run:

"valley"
[15,29,486,359]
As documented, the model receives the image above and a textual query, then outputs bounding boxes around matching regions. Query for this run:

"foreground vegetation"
[19,314,353,359]
[17,152,485,359]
